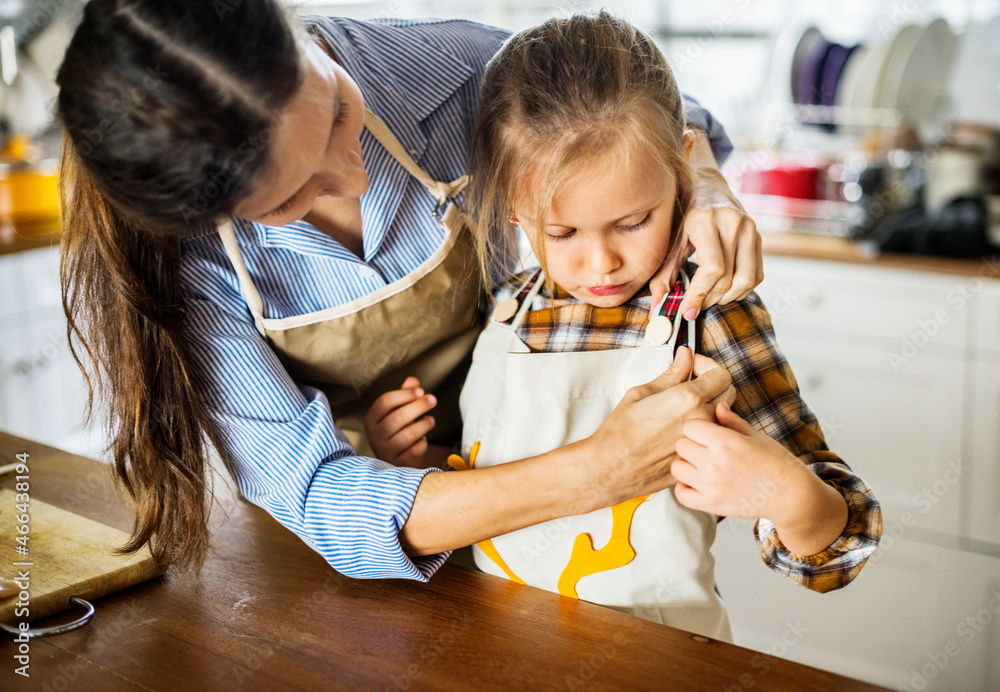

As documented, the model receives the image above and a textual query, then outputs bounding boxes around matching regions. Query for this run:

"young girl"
[369,13,881,641]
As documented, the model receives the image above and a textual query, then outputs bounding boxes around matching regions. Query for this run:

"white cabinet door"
[712,518,1000,692]
[968,357,1000,545]
[0,320,53,444]
[774,335,965,538]
[0,246,106,459]
[0,316,100,455]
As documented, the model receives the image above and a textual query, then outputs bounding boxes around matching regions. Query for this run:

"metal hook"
[1,597,95,638]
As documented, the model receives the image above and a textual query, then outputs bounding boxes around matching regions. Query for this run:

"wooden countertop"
[0,220,60,257]
[760,230,1000,278]
[0,432,888,691]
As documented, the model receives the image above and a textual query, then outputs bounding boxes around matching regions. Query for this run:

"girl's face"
[513,140,691,308]
[233,40,368,225]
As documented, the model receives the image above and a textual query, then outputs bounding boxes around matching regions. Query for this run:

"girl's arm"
[671,292,882,592]
[398,347,736,556]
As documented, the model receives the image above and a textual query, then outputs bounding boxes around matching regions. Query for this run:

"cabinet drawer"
[758,256,968,351]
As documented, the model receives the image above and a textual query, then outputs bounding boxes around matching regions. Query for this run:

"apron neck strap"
[363,109,468,203]
[217,219,268,336]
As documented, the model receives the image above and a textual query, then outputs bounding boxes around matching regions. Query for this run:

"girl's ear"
[683,129,697,158]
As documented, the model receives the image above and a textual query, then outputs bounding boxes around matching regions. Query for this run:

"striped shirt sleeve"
[181,241,449,581]
[683,95,734,166]
[699,293,883,593]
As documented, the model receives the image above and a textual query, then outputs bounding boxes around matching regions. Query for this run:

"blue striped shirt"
[180,16,734,581]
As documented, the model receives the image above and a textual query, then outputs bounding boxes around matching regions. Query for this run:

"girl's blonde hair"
[467,11,697,289]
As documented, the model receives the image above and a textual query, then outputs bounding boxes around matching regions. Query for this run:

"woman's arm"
[182,240,735,573]
[399,347,736,556]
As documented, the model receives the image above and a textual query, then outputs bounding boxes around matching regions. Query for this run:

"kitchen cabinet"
[712,251,1000,691]
[713,517,1000,692]
[0,245,104,458]
[775,336,965,536]
[969,281,1000,545]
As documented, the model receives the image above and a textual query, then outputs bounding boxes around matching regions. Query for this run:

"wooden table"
[0,433,887,691]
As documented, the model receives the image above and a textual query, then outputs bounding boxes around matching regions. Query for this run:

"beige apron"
[458,270,732,641]
[217,109,484,457]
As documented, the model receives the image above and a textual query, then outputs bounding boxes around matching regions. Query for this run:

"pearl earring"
[508,213,520,226]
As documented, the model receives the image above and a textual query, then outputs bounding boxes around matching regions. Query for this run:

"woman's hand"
[364,376,437,467]
[401,349,736,557]
[650,129,763,321]
[578,347,736,513]
[672,402,848,557]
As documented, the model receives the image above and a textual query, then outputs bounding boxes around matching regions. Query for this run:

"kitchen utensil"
[0,134,59,225]
[739,164,825,200]
[926,145,983,213]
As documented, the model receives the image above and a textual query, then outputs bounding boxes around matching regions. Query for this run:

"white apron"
[459,270,732,641]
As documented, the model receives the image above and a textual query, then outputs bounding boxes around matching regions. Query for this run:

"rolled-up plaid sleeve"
[698,290,883,593]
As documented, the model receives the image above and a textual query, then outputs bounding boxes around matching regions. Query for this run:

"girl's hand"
[579,347,737,513]
[672,401,806,521]
[649,130,763,321]
[364,376,437,468]
[673,402,849,556]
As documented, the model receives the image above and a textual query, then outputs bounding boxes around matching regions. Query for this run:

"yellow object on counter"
[0,134,60,225]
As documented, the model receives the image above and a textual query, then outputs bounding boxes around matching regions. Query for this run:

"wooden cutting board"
[0,488,164,625]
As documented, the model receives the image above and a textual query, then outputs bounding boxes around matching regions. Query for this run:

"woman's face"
[513,143,689,308]
[233,40,367,225]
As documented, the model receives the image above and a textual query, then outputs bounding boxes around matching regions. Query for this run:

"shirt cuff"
[303,458,451,581]
[754,462,883,593]
[682,94,734,167]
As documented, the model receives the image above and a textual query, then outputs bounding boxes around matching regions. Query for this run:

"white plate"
[947,15,1000,125]
[894,18,957,126]
[835,44,867,113]
[875,23,922,110]
[852,36,892,112]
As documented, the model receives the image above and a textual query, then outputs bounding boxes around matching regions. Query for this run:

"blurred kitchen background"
[1,1,998,690]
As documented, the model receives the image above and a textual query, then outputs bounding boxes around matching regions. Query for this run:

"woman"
[56,0,762,579]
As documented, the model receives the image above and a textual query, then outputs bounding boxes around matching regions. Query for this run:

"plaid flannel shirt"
[494,263,882,593]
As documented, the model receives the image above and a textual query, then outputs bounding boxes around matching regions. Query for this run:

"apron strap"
[215,111,469,337]
[680,270,696,357]
[218,218,268,337]
[363,109,468,203]
[489,268,544,329]
[509,270,546,330]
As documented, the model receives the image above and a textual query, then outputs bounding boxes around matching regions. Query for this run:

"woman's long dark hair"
[56,0,304,570]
